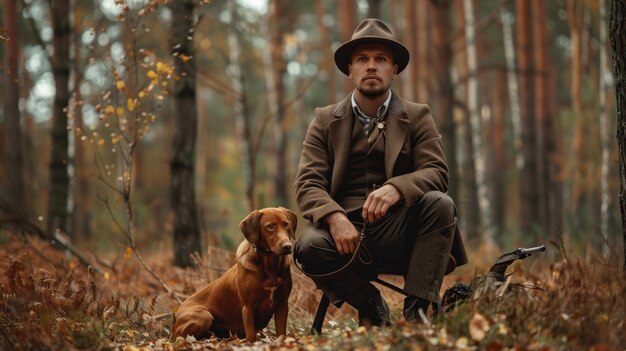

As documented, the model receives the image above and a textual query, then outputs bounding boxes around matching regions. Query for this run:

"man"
[293,18,467,327]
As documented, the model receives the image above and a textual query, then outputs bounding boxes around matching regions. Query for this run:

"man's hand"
[362,184,402,223]
[324,212,360,255]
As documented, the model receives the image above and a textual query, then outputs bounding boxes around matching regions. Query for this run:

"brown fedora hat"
[334,18,410,76]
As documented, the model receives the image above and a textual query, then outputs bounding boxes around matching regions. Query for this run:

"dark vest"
[336,118,387,213]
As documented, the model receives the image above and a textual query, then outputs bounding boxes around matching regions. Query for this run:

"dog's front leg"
[274,300,288,336]
[242,305,257,342]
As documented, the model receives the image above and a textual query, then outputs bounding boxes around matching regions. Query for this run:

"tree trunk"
[402,0,417,101]
[608,0,626,272]
[169,0,201,267]
[516,0,540,237]
[599,0,610,256]
[2,0,26,214]
[533,0,562,237]
[367,0,382,18]
[464,0,495,245]
[264,0,289,206]
[452,0,478,241]
[338,0,357,95]
[431,0,457,203]
[567,0,585,225]
[228,0,255,211]
[70,0,91,240]
[416,1,430,103]
[491,70,507,238]
[314,0,336,104]
[499,0,523,170]
[47,0,72,236]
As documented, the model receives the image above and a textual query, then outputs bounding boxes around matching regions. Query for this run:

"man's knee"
[294,225,335,268]
[422,191,456,223]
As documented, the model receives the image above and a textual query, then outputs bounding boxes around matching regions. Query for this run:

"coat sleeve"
[384,104,449,207]
[294,108,345,224]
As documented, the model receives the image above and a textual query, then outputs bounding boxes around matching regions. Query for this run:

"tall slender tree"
[228,0,255,211]
[2,0,26,214]
[338,0,357,95]
[431,0,457,203]
[314,0,336,105]
[367,0,382,18]
[533,0,561,236]
[169,0,201,267]
[464,0,495,245]
[47,0,72,236]
[599,0,611,255]
[264,0,293,207]
[516,0,540,237]
[608,0,626,272]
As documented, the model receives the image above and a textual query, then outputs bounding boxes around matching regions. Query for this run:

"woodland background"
[1,0,625,349]
[1,0,623,263]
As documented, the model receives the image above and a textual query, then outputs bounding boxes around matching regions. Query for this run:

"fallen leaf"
[469,312,490,341]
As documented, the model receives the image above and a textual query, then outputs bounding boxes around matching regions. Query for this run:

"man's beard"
[357,81,390,98]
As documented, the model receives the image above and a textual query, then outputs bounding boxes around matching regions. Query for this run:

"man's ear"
[240,210,261,243]
[393,64,398,79]
[348,63,352,78]
[279,207,298,239]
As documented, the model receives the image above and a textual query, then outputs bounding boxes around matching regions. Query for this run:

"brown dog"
[170,207,297,342]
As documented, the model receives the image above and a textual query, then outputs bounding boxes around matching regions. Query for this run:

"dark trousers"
[294,191,457,307]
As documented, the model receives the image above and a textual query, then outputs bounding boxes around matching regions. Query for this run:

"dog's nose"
[281,243,292,254]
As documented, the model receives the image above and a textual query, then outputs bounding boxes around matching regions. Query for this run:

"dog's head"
[239,207,297,255]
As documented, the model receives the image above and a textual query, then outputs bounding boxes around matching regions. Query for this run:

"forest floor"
[0,232,624,350]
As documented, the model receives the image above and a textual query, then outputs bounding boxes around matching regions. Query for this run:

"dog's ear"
[279,207,297,239]
[240,210,261,243]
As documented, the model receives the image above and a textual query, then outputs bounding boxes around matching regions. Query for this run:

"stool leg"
[311,294,330,335]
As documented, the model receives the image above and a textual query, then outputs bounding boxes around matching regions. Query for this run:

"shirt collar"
[351,90,392,120]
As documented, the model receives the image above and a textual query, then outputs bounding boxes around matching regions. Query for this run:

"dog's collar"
[252,244,289,257]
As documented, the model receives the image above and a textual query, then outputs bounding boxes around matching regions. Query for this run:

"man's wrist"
[323,211,345,226]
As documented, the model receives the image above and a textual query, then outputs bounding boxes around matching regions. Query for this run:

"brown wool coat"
[294,92,468,266]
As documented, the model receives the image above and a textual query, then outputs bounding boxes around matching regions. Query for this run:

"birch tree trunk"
[2,0,26,214]
[170,0,201,267]
[47,0,72,236]
[599,0,611,256]
[464,0,495,245]
[608,0,626,272]
[499,0,523,170]
[228,0,255,211]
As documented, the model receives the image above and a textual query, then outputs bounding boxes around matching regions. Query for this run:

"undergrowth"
[0,233,624,350]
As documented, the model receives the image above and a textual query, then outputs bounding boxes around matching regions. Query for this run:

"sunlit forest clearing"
[1,0,626,349]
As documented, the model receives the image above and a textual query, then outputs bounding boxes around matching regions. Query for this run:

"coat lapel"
[384,93,409,178]
[328,94,354,197]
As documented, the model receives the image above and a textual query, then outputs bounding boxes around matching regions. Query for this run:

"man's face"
[348,44,397,98]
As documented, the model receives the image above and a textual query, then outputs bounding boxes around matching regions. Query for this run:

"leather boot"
[354,292,392,328]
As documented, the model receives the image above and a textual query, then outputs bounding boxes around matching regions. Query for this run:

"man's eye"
[376,57,386,62]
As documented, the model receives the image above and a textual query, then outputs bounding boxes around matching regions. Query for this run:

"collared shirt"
[351,90,392,137]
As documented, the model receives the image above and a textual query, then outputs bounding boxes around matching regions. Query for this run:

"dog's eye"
[283,222,289,228]
[267,224,275,230]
